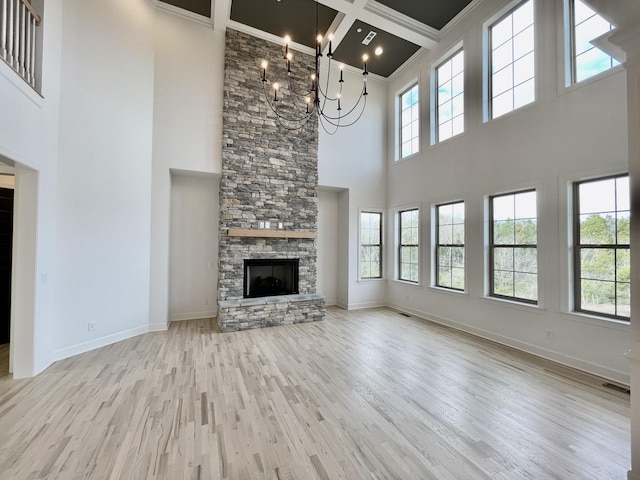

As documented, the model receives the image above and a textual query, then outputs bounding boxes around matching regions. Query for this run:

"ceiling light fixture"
[259,1,371,133]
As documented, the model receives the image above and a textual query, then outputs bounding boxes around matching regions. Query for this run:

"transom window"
[436,201,465,290]
[360,211,382,279]
[399,208,419,283]
[489,0,535,119]
[399,84,420,159]
[490,190,538,303]
[574,175,630,320]
[569,0,619,84]
[436,50,464,143]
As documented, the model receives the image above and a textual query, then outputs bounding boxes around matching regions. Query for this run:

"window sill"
[358,277,386,284]
[428,286,468,297]
[479,295,546,313]
[560,311,630,331]
[558,64,624,97]
[393,279,421,288]
[393,151,421,164]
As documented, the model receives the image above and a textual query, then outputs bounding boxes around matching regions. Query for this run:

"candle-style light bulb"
[286,52,292,74]
[305,96,311,113]
[273,82,279,102]
[284,35,291,59]
[261,60,268,82]
[337,93,342,111]
[362,54,369,75]
[339,63,344,83]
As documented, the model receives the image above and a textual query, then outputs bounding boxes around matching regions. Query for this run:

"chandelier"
[259,1,371,133]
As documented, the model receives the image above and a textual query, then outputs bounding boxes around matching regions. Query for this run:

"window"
[490,190,538,303]
[399,209,419,283]
[400,84,419,158]
[360,211,382,279]
[574,175,630,320]
[436,50,464,142]
[489,0,535,119]
[569,0,620,84]
[436,201,465,290]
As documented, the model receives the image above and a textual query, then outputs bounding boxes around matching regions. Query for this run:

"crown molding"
[440,0,486,36]
[364,0,439,49]
[148,0,213,27]
[227,22,316,57]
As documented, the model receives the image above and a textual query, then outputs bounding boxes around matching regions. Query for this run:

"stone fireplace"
[217,29,325,332]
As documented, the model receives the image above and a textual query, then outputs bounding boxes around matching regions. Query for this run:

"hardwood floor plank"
[0,307,630,479]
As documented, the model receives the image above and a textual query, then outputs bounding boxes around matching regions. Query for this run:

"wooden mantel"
[227,228,316,239]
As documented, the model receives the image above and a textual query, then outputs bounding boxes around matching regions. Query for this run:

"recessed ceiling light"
[356,28,362,33]
[375,46,383,56]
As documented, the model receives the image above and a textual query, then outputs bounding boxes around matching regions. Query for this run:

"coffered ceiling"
[159,0,476,77]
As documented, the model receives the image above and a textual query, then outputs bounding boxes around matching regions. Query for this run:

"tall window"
[574,175,630,320]
[436,201,465,290]
[490,190,538,303]
[360,211,382,279]
[489,0,535,119]
[399,209,419,283]
[400,84,419,158]
[570,0,619,84]
[436,50,464,142]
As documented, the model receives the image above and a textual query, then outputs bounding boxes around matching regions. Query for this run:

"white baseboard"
[169,310,217,322]
[53,325,148,362]
[347,300,387,310]
[148,322,169,332]
[388,302,630,386]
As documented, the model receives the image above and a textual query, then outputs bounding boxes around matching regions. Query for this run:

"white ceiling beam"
[213,0,231,32]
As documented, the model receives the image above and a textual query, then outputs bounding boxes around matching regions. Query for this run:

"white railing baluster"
[0,0,41,89]
[6,0,12,65]
[1,0,7,61]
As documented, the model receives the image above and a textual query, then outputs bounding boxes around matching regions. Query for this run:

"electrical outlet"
[202,297,209,305]
[545,330,553,340]
[88,322,96,332]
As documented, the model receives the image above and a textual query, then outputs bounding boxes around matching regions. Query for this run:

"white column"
[1,0,7,59]
[610,14,640,480]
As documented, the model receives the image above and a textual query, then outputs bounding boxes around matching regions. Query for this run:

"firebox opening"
[244,259,299,298]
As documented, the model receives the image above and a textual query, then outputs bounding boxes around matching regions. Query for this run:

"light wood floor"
[0,308,630,479]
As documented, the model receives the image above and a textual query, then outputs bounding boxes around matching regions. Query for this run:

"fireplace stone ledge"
[217,294,325,332]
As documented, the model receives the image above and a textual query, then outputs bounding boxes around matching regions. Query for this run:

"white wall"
[385,0,630,383]
[317,188,340,305]
[53,0,156,358]
[0,0,63,377]
[169,173,219,320]
[318,67,388,309]
[148,9,225,329]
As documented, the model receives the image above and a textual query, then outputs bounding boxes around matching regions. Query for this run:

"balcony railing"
[1,0,41,89]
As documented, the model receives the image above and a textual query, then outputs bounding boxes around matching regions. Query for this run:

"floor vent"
[603,383,630,394]
[399,313,411,317]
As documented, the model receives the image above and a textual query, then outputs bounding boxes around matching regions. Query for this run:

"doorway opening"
[0,175,14,378]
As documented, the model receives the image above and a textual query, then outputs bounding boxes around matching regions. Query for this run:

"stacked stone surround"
[217,29,325,332]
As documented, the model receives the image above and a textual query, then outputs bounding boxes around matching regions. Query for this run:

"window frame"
[489,189,538,304]
[398,83,420,160]
[565,0,620,87]
[398,207,420,284]
[434,48,465,144]
[359,210,383,281]
[572,174,630,321]
[435,201,465,291]
[487,0,536,120]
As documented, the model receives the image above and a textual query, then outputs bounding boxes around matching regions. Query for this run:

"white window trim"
[558,166,630,322]
[557,0,625,95]
[395,78,421,162]
[430,41,465,146]
[358,208,385,282]
[483,181,544,308]
[394,203,422,285]
[482,0,539,123]
[431,199,467,292]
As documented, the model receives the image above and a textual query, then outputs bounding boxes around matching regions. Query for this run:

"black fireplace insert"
[243,258,299,298]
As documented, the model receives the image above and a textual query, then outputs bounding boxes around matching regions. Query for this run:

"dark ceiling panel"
[160,0,211,17]
[230,0,338,50]
[375,0,473,30]
[332,20,420,78]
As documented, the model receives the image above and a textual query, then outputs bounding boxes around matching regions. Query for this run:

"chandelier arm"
[285,74,314,98]
[262,82,313,125]
[319,95,367,128]
[318,85,365,121]
[284,77,314,116]
[318,114,340,135]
